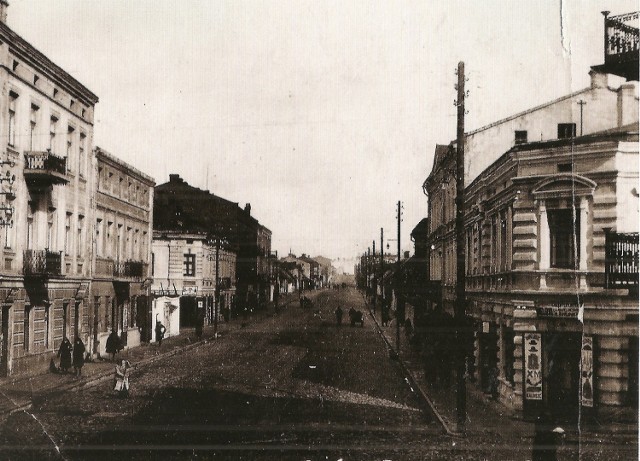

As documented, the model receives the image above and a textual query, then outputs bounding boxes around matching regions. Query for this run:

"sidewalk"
[0,294,299,421]
[363,296,638,449]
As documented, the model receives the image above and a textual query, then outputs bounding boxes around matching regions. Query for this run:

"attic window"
[70,99,75,109]
[12,60,17,71]
[33,75,39,85]
[514,130,527,145]
[557,123,576,139]
[81,108,86,118]
[558,163,572,173]
[53,88,59,98]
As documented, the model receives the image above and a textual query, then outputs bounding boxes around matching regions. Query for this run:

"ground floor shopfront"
[469,292,638,423]
[89,280,150,359]
[0,277,90,377]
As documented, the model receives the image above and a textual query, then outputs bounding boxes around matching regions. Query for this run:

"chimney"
[617,82,639,127]
[244,203,251,215]
[0,1,7,23]
[589,69,608,89]
[169,174,182,183]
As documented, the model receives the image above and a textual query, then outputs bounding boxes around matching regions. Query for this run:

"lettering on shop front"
[536,304,580,318]
[524,333,542,400]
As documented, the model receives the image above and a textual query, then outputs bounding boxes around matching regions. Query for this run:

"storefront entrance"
[544,332,581,422]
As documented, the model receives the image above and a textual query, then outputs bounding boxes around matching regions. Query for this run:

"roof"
[411,218,429,238]
[0,21,99,105]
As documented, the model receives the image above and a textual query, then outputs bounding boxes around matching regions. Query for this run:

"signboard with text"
[581,336,594,407]
[524,333,543,400]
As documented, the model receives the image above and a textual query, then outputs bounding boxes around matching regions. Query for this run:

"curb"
[361,293,459,436]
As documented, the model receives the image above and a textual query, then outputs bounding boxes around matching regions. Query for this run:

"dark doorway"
[180,297,197,327]
[545,332,581,422]
[0,305,9,377]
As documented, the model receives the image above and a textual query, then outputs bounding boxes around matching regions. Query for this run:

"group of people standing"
[55,336,86,377]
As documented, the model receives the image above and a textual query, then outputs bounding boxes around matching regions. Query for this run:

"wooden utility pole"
[577,99,587,136]
[455,61,467,432]
[372,240,376,310]
[380,228,384,313]
[396,201,401,350]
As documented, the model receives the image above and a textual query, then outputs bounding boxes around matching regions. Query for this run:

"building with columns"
[422,66,638,421]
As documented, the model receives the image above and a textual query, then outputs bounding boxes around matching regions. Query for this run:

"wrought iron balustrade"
[24,151,68,185]
[605,230,639,289]
[113,260,147,279]
[23,249,62,276]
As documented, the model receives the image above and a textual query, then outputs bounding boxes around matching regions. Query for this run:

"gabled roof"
[411,218,429,239]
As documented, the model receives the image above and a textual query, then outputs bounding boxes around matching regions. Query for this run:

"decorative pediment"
[532,174,596,200]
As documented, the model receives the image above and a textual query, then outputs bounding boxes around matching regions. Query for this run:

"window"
[500,210,508,271]
[8,91,17,147]
[514,130,527,145]
[184,253,196,276]
[96,219,103,256]
[53,88,58,99]
[11,60,17,71]
[151,252,155,276]
[557,123,576,139]
[77,215,84,257]
[4,220,12,249]
[49,116,58,151]
[30,103,39,150]
[64,212,72,255]
[24,306,30,351]
[558,163,572,173]
[33,75,39,85]
[47,208,56,250]
[548,208,580,269]
[67,126,75,166]
[78,133,86,177]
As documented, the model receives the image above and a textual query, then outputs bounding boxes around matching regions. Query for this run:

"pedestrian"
[72,336,86,377]
[195,307,204,339]
[335,306,343,326]
[57,336,72,373]
[532,412,565,461]
[155,320,166,346]
[113,359,132,398]
[105,330,123,362]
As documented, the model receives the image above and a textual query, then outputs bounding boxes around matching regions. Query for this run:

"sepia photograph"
[0,1,637,459]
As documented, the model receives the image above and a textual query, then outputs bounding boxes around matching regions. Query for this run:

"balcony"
[217,277,233,290]
[605,231,638,290]
[23,249,62,277]
[113,260,147,281]
[24,151,68,187]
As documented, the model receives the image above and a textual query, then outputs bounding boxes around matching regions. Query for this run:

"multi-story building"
[154,174,270,319]
[422,62,638,421]
[151,230,236,336]
[90,147,154,355]
[0,6,98,376]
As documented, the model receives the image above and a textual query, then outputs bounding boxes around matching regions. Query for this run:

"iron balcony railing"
[605,230,639,289]
[24,151,68,185]
[605,13,639,63]
[217,277,232,290]
[113,260,147,279]
[23,249,62,276]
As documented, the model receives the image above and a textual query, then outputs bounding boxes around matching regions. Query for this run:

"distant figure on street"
[57,336,72,373]
[195,308,204,339]
[72,336,86,377]
[114,359,132,398]
[105,331,123,362]
[155,320,166,346]
[532,412,565,461]
[335,306,343,326]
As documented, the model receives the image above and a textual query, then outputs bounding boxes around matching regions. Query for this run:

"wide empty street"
[1,288,449,460]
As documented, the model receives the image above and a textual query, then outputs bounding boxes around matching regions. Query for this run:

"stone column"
[538,202,550,289]
[579,198,589,288]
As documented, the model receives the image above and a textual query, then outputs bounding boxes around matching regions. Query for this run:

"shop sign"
[581,336,594,407]
[536,303,580,318]
[182,286,198,296]
[524,333,543,400]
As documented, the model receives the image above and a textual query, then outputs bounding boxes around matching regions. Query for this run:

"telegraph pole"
[577,99,587,136]
[372,240,376,310]
[455,61,467,432]
[214,237,220,338]
[396,200,401,350]
[380,228,384,316]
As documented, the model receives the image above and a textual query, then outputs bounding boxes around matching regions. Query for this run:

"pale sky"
[9,1,637,262]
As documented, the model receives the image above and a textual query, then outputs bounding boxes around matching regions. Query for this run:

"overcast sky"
[9,1,637,263]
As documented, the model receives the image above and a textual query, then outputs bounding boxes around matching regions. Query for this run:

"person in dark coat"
[155,320,166,346]
[335,306,343,326]
[105,331,123,362]
[57,336,72,373]
[72,336,86,377]
[532,413,565,461]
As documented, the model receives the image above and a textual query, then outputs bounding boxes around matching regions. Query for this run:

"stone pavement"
[0,292,302,421]
[363,295,638,453]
